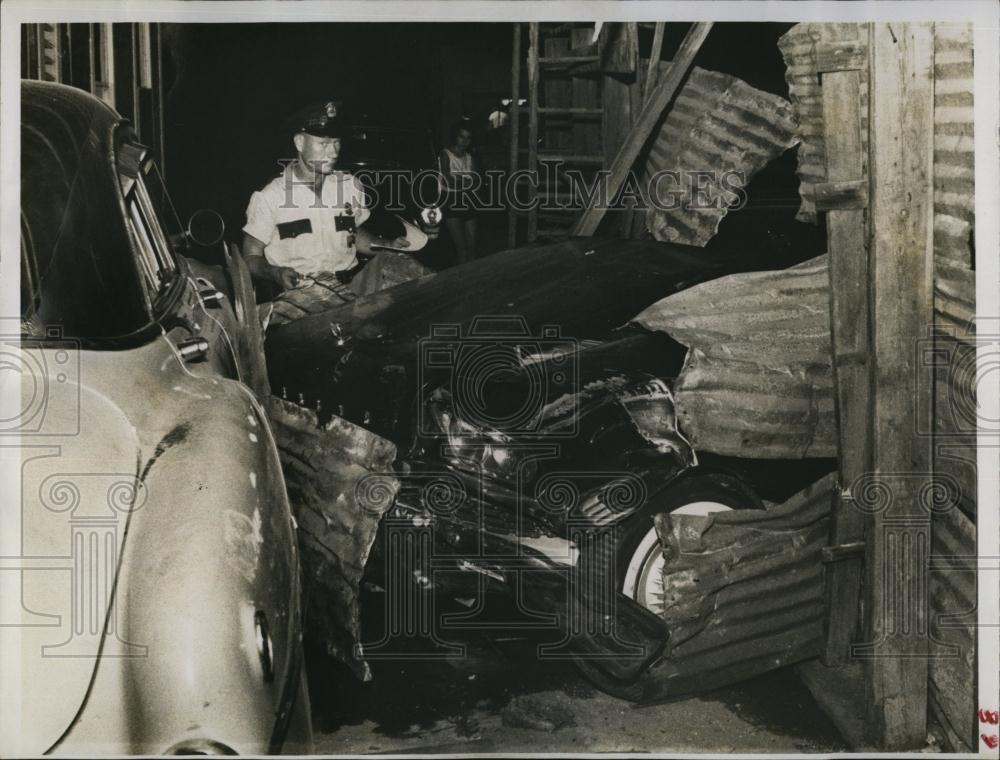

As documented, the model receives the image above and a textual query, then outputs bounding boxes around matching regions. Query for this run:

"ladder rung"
[537,107,603,117]
[538,55,600,66]
[537,153,604,165]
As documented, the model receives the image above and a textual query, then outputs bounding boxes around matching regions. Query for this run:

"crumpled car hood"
[266,238,734,442]
[268,237,734,357]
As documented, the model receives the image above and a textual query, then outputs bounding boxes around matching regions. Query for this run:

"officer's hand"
[272,265,301,290]
[387,236,410,250]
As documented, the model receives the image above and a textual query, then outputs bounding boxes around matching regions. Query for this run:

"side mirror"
[186,209,226,248]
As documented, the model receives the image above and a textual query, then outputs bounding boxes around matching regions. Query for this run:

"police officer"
[242,100,408,292]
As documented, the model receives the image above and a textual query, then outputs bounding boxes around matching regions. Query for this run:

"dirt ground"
[307,595,846,754]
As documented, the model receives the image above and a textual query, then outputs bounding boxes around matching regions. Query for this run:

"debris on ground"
[502,695,576,732]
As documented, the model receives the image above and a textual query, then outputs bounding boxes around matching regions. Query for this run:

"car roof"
[21,80,122,183]
[21,80,153,340]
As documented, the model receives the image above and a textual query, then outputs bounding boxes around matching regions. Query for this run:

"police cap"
[284,100,346,138]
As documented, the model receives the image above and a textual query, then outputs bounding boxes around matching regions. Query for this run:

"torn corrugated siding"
[634,255,836,459]
[933,23,975,270]
[639,64,800,246]
[269,398,399,682]
[635,473,834,701]
[929,250,977,752]
[779,23,975,271]
[931,259,976,521]
[929,505,976,752]
[777,23,868,225]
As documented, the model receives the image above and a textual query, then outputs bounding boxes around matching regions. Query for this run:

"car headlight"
[428,396,534,480]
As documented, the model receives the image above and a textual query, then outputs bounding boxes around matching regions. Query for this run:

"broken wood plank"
[572,22,712,236]
[819,26,869,667]
[859,22,935,750]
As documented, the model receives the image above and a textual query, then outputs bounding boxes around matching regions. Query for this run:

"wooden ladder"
[508,22,608,246]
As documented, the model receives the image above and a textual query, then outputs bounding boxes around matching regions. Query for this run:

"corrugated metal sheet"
[929,504,976,751]
[634,255,836,459]
[638,473,834,699]
[779,22,975,271]
[933,260,977,519]
[933,23,975,270]
[930,201,976,747]
[777,23,868,224]
[935,259,976,337]
[269,398,399,682]
[639,64,800,246]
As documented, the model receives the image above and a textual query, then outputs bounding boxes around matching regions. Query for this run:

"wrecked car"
[264,238,812,695]
[7,80,312,755]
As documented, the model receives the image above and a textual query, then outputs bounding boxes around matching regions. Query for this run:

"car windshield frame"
[19,90,185,346]
[117,141,183,306]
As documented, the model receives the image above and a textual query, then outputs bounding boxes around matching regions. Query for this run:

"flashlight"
[421,206,442,226]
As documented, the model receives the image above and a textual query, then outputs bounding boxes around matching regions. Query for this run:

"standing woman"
[439,121,478,265]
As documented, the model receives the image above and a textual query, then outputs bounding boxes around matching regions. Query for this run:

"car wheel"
[574,472,762,701]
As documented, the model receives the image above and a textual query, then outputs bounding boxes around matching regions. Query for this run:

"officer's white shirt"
[243,163,371,275]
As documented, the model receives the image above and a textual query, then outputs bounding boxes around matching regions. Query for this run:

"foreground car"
[265,238,775,691]
[5,81,311,755]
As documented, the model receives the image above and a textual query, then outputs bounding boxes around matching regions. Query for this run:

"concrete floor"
[307,595,847,754]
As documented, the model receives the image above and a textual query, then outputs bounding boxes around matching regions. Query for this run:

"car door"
[118,144,243,383]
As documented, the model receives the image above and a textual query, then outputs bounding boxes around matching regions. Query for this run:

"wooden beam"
[814,179,868,211]
[597,21,638,74]
[819,24,870,669]
[644,22,666,100]
[572,22,711,237]
[507,23,522,248]
[858,22,935,749]
[815,40,867,73]
[527,22,540,242]
[620,21,665,238]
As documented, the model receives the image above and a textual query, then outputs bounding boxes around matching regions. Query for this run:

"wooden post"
[571,22,711,237]
[644,22,666,99]
[817,27,869,666]
[859,22,935,749]
[620,21,665,238]
[527,22,540,242]
[507,23,522,249]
